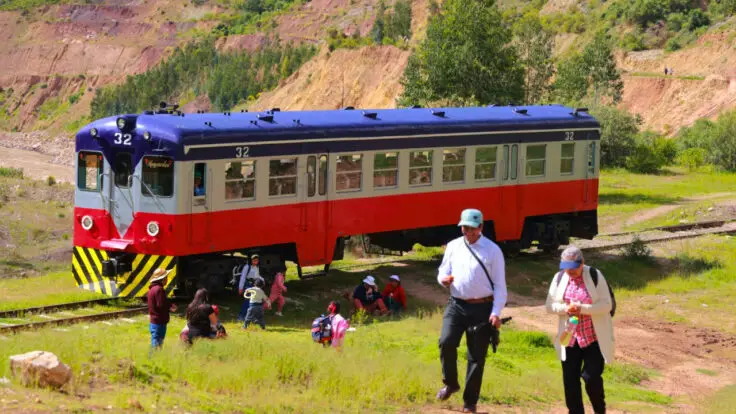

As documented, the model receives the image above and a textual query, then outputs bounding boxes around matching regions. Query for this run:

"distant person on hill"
[147,268,177,350]
[352,275,389,315]
[546,246,615,414]
[382,275,407,315]
[664,67,668,75]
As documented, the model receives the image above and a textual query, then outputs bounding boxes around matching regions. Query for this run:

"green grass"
[696,368,718,377]
[598,168,736,232]
[628,72,706,81]
[706,384,736,414]
[0,271,105,311]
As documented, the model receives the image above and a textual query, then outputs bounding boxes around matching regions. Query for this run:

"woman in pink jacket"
[269,271,288,316]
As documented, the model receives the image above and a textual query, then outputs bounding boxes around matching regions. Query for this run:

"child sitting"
[269,271,288,316]
[243,279,271,329]
[327,300,350,350]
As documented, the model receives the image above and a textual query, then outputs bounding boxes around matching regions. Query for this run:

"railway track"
[0,307,148,334]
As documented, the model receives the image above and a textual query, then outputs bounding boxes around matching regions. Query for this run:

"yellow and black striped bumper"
[72,246,178,298]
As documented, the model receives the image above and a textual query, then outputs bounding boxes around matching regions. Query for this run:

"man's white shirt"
[437,235,508,317]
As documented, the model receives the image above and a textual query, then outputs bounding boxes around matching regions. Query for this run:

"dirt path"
[0,147,73,183]
[400,277,736,414]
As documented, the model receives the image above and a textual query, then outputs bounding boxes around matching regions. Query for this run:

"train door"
[190,162,210,244]
[499,143,520,240]
[300,154,330,264]
[109,151,135,238]
[584,141,597,203]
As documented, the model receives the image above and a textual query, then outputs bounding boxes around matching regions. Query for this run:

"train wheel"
[297,264,303,279]
[324,264,331,274]
[541,243,560,255]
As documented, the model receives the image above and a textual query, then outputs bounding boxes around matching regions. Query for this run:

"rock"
[9,351,72,390]
[0,377,10,385]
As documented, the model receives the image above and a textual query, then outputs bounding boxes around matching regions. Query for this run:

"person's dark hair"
[329,300,341,314]
[186,288,210,320]
[254,278,265,288]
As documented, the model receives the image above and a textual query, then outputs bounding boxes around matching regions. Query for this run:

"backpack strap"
[590,267,599,286]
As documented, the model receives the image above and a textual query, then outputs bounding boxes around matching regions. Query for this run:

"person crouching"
[243,278,271,329]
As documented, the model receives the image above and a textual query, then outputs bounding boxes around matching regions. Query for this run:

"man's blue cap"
[559,260,583,270]
[458,208,483,228]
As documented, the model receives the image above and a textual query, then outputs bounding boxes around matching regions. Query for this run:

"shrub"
[622,236,652,260]
[591,106,641,168]
[0,166,23,178]
[665,36,681,52]
[677,148,707,171]
[626,142,665,173]
[686,9,709,31]
[47,175,56,186]
[620,31,646,51]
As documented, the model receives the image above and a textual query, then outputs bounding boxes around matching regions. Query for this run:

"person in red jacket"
[147,268,177,349]
[382,275,407,315]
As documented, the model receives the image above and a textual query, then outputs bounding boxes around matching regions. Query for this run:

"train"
[72,103,600,297]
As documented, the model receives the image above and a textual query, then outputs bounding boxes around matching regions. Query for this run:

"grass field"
[598,168,736,232]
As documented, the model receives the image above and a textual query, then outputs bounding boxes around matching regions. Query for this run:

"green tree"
[582,32,624,105]
[397,0,524,107]
[371,0,386,43]
[591,106,641,168]
[391,0,413,40]
[513,11,554,104]
[551,53,588,105]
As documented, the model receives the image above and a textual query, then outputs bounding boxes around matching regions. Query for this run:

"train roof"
[78,105,600,150]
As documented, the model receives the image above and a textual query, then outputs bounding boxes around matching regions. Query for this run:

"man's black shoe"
[462,405,477,413]
[435,385,460,401]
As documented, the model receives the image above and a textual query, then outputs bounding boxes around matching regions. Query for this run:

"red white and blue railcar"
[72,105,600,297]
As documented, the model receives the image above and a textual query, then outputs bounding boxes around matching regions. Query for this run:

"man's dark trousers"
[439,297,493,406]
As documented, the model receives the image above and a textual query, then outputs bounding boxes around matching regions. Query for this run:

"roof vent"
[363,111,378,119]
[410,105,422,109]
[431,110,446,117]
[343,106,355,110]
[572,107,589,116]
[270,108,281,112]
[257,113,274,122]
[143,110,154,115]
[514,108,528,115]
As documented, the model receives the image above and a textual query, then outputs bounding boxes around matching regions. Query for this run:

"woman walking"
[546,246,615,414]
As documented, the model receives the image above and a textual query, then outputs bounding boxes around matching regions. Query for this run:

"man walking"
[436,208,508,413]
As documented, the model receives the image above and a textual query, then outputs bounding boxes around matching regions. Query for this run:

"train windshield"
[141,156,174,197]
[77,151,103,192]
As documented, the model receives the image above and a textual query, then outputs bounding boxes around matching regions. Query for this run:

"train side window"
[269,158,298,197]
[114,153,133,188]
[77,151,104,192]
[142,156,174,197]
[307,156,316,197]
[588,142,596,173]
[442,148,466,183]
[194,163,206,198]
[336,154,363,192]
[318,155,327,196]
[561,143,575,175]
[374,152,398,188]
[510,144,519,179]
[525,144,545,177]
[502,145,509,180]
[475,146,497,181]
[409,150,432,185]
[225,161,256,200]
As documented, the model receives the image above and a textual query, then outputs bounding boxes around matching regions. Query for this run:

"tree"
[513,11,554,104]
[583,32,624,105]
[551,53,588,105]
[397,0,524,107]
[391,0,413,40]
[371,0,386,43]
[591,106,641,168]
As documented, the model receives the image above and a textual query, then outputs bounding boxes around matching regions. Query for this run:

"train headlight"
[81,215,94,230]
[143,131,152,141]
[146,221,160,237]
[90,128,99,138]
[116,117,127,130]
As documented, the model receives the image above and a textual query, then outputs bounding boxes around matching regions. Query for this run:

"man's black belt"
[452,296,493,304]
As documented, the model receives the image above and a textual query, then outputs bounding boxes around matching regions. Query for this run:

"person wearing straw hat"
[435,208,507,413]
[382,275,407,315]
[147,268,177,349]
[352,275,389,315]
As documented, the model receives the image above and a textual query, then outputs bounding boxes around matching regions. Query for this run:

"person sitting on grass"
[352,275,389,316]
[382,275,407,315]
[183,288,218,344]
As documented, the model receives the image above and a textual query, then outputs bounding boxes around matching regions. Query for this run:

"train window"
[318,155,327,196]
[142,156,174,197]
[225,161,255,200]
[525,145,546,177]
[336,154,362,192]
[77,151,103,192]
[475,147,497,181]
[114,153,133,188]
[588,142,596,173]
[510,144,518,180]
[443,148,466,183]
[269,158,297,196]
[561,143,575,175]
[502,145,509,180]
[409,150,432,185]
[374,152,398,188]
[307,156,317,197]
[194,163,206,198]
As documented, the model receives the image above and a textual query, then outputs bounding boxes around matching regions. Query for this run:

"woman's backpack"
[311,315,333,345]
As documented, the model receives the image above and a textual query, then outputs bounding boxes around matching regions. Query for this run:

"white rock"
[0,377,10,385]
[9,351,72,389]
